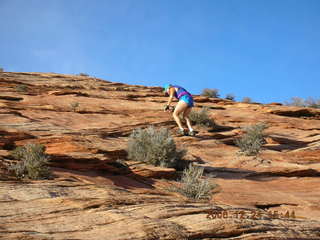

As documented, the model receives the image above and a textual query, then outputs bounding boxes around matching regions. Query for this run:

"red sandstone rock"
[0,72,320,239]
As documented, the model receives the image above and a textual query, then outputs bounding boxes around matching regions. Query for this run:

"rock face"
[1,72,320,240]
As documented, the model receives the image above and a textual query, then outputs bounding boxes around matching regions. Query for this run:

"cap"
[163,84,171,92]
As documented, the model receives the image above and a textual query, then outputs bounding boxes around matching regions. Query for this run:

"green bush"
[189,107,215,128]
[226,93,235,101]
[172,164,216,200]
[127,126,186,168]
[15,84,28,92]
[201,88,219,98]
[0,67,4,72]
[242,97,252,103]
[9,143,51,179]
[235,123,268,156]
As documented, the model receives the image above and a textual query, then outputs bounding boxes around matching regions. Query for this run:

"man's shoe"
[177,129,187,136]
[188,130,198,136]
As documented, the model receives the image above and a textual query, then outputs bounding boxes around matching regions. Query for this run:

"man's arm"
[164,87,175,111]
[166,87,175,106]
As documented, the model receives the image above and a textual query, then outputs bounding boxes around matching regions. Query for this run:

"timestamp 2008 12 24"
[206,209,296,220]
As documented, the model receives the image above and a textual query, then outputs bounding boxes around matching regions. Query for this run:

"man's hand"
[169,106,175,112]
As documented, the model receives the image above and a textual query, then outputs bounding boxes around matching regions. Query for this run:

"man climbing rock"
[163,84,196,136]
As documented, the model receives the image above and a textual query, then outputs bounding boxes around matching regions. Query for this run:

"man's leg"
[183,107,193,132]
[173,101,188,130]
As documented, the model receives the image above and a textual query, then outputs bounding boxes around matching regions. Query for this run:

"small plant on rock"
[9,143,51,179]
[15,84,28,92]
[115,86,126,91]
[235,123,268,156]
[189,107,215,128]
[201,88,220,98]
[70,102,80,112]
[127,126,186,168]
[226,93,235,101]
[242,97,252,103]
[79,73,89,77]
[285,97,320,109]
[285,97,305,107]
[305,97,320,109]
[172,164,216,200]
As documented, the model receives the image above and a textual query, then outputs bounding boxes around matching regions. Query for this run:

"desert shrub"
[172,164,216,200]
[226,93,235,101]
[285,97,305,107]
[127,126,186,168]
[0,67,4,72]
[235,123,268,156]
[9,143,51,179]
[242,97,252,103]
[201,88,219,98]
[79,73,89,77]
[189,107,215,128]
[305,97,320,109]
[114,86,128,91]
[70,102,80,112]
[143,221,188,240]
[286,97,320,109]
[15,84,28,92]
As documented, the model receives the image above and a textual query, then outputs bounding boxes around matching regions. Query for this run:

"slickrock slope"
[1,72,320,240]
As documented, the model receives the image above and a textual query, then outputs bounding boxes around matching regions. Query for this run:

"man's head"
[163,84,171,93]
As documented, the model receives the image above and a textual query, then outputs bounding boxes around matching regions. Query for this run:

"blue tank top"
[172,85,192,100]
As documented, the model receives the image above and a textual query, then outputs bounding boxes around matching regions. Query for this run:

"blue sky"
[0,0,319,103]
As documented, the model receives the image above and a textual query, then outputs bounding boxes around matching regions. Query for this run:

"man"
[164,84,196,136]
